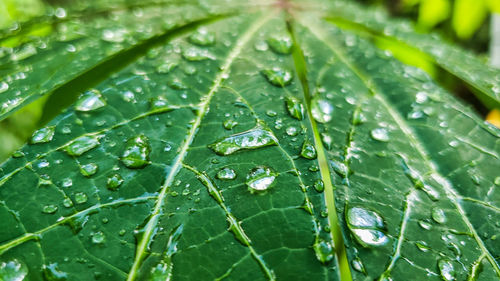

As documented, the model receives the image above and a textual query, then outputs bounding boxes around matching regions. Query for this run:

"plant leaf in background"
[0,0,499,281]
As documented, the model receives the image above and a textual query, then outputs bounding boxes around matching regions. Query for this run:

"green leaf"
[0,1,499,281]
[452,0,488,39]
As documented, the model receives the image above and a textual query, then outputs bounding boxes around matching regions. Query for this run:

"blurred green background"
[0,0,499,162]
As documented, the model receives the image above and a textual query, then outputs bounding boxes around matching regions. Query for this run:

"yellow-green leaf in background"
[452,0,488,39]
[418,0,450,28]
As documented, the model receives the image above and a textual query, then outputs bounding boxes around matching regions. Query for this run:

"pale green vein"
[460,197,500,213]
[183,164,276,281]
[301,16,500,278]
[125,12,275,281]
[0,196,156,255]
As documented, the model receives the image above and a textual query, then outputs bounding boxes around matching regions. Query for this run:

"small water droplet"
[313,239,334,264]
[65,135,100,156]
[12,150,24,158]
[0,81,8,93]
[438,259,455,281]
[351,257,365,273]
[216,168,236,180]
[254,40,268,51]
[208,125,278,155]
[246,166,278,193]
[167,77,188,90]
[62,198,73,208]
[182,47,215,61]
[75,90,106,112]
[495,177,500,186]
[285,97,305,120]
[42,204,58,214]
[43,263,67,281]
[74,192,88,204]
[301,139,317,159]
[188,28,215,46]
[0,259,28,281]
[91,231,105,244]
[223,119,238,130]
[418,220,432,230]
[370,128,390,142]
[431,207,446,224]
[267,34,293,54]
[80,163,98,177]
[121,135,151,169]
[266,110,277,117]
[347,206,389,247]
[150,96,174,112]
[311,98,333,123]
[107,173,124,190]
[31,126,55,144]
[261,67,293,87]
[156,61,178,74]
[415,241,430,252]
[314,179,324,192]
[285,126,298,136]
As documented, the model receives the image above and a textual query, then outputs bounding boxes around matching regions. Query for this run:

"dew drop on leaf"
[156,61,177,74]
[431,207,446,224]
[311,97,334,123]
[223,119,238,130]
[267,34,293,55]
[246,166,278,193]
[418,220,432,230]
[216,168,236,180]
[261,67,293,87]
[370,128,390,142]
[62,198,73,208]
[285,97,305,120]
[43,263,67,281]
[301,139,317,159]
[415,241,430,252]
[208,125,278,155]
[167,77,188,90]
[313,239,334,264]
[80,163,98,177]
[438,259,455,281]
[121,135,151,169]
[107,173,124,190]
[266,110,277,117]
[351,257,365,273]
[42,204,58,214]
[74,192,88,204]
[347,206,389,247]
[150,96,173,112]
[313,179,324,192]
[0,259,28,281]
[321,133,333,150]
[286,126,298,136]
[0,81,8,94]
[75,90,106,112]
[91,231,106,244]
[182,47,215,61]
[65,135,100,156]
[188,28,215,46]
[30,126,55,144]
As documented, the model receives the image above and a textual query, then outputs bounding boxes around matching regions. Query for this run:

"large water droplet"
[285,97,304,120]
[121,135,151,169]
[311,98,333,123]
[43,263,67,281]
[74,192,88,204]
[216,168,236,180]
[313,239,334,264]
[267,34,293,55]
[182,47,215,61]
[208,125,278,155]
[42,204,58,214]
[286,126,298,136]
[438,259,455,281]
[347,206,389,247]
[370,128,390,142]
[31,126,55,144]
[301,139,317,159]
[91,231,106,244]
[65,135,100,156]
[0,259,28,281]
[107,173,124,190]
[246,166,278,193]
[431,207,446,224]
[314,179,324,192]
[80,163,98,177]
[75,90,106,112]
[189,28,215,46]
[261,67,293,87]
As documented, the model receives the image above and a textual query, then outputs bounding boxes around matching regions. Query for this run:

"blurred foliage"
[0,0,45,28]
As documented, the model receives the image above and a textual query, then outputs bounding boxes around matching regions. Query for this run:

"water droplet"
[370,128,390,142]
[65,135,100,156]
[415,241,430,252]
[314,179,324,192]
[208,125,278,155]
[150,96,174,112]
[0,259,28,281]
[11,44,37,61]
[80,163,98,177]
[438,259,455,281]
[285,97,304,120]
[216,168,236,180]
[267,35,293,54]
[156,61,178,74]
[101,28,127,43]
[431,207,446,224]
[42,204,58,214]
[313,239,334,264]
[261,67,293,87]
[286,126,298,136]
[107,173,124,190]
[266,110,277,117]
[495,177,500,186]
[301,139,317,159]
[246,166,278,193]
[418,220,432,230]
[121,135,151,169]
[31,126,55,144]
[148,262,172,281]
[182,47,215,61]
[74,192,88,204]
[223,119,238,130]
[39,174,52,186]
[62,198,73,208]
[321,133,333,150]
[43,263,67,281]
[1,98,22,115]
[91,231,105,244]
[311,98,333,123]
[0,81,8,94]
[351,257,365,273]
[347,206,389,247]
[75,90,106,112]
[254,40,268,51]
[167,77,188,90]
[188,28,215,46]
[12,150,24,158]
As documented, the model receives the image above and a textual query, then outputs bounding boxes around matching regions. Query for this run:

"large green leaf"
[0,1,499,281]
